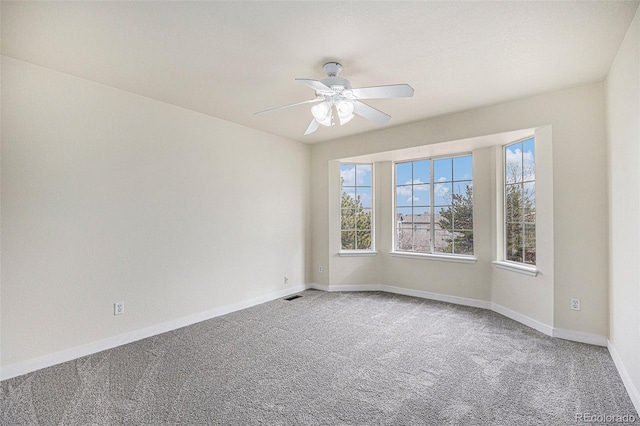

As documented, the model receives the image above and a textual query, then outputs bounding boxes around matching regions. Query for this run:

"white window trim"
[340,162,375,252]
[492,260,538,277]
[339,250,378,257]
[391,251,477,264]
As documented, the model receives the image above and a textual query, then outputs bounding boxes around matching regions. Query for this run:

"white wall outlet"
[319,265,323,273]
[570,298,581,311]
[114,301,125,315]
[284,276,289,285]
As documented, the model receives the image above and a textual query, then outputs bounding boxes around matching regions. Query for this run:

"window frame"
[392,153,474,260]
[339,162,375,254]
[501,136,536,267]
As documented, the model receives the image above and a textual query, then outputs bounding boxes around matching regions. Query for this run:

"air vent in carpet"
[284,295,302,301]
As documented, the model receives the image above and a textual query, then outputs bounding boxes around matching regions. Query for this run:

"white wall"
[1,57,310,368]
[311,82,609,339]
[606,5,640,410]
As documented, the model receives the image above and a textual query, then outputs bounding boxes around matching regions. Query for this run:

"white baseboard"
[552,328,608,347]
[309,283,609,350]
[608,341,640,415]
[0,284,307,381]
[308,283,381,292]
[382,285,492,310]
[491,302,554,337]
[307,283,492,310]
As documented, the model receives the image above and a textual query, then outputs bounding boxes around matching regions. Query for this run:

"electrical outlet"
[114,301,124,315]
[570,298,580,311]
[284,276,289,285]
[319,265,323,273]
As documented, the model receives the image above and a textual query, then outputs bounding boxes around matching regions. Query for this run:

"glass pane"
[522,138,535,181]
[454,230,474,255]
[397,228,413,251]
[413,160,430,184]
[413,207,430,225]
[341,230,356,250]
[414,229,431,253]
[435,204,453,232]
[341,208,355,231]
[356,164,372,186]
[413,184,430,206]
[434,158,452,182]
[396,207,412,223]
[341,187,356,204]
[356,231,372,250]
[506,223,523,263]
[340,164,356,187]
[396,162,412,186]
[412,209,430,230]
[356,209,372,230]
[505,184,524,223]
[523,182,535,223]
[356,186,372,208]
[434,229,454,253]
[453,203,473,230]
[396,185,413,207]
[453,155,473,181]
[505,142,523,184]
[434,182,452,206]
[524,224,536,265]
[453,181,472,197]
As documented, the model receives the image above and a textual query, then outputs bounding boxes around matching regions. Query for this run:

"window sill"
[339,250,378,257]
[390,251,477,264]
[492,260,538,277]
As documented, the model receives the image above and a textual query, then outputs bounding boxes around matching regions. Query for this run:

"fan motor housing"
[320,77,351,92]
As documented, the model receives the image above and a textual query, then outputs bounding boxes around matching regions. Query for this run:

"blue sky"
[505,137,535,183]
[396,155,473,208]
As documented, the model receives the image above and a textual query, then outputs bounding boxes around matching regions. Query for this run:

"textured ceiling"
[2,1,638,144]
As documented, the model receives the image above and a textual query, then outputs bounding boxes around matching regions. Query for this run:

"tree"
[341,178,372,250]
[438,184,474,254]
[505,183,535,263]
[505,153,536,264]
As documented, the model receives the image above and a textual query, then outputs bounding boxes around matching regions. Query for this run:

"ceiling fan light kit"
[255,62,414,136]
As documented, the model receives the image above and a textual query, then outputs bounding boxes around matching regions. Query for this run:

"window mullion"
[430,159,435,254]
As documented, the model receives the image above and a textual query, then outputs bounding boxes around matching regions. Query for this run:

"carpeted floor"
[1,290,638,425]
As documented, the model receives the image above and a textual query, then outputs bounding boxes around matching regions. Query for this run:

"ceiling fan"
[255,62,414,135]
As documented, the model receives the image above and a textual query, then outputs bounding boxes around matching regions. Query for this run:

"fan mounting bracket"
[323,62,343,77]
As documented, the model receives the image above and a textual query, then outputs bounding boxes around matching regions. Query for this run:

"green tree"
[505,155,536,264]
[505,183,535,263]
[438,184,474,254]
[341,178,372,250]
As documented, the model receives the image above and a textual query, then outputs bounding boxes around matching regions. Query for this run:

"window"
[340,164,373,250]
[504,137,535,265]
[395,155,473,255]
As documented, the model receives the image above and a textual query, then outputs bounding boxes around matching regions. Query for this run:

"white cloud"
[397,186,411,197]
[434,182,450,197]
[506,147,535,181]
[341,165,372,187]
[341,166,356,186]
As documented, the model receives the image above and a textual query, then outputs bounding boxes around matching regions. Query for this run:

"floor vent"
[284,295,302,301]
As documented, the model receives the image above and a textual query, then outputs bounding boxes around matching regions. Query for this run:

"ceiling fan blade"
[353,101,391,125]
[350,84,414,99]
[296,78,333,93]
[304,119,320,135]
[254,98,323,115]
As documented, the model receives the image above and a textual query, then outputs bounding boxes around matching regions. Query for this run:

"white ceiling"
[2,1,638,144]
